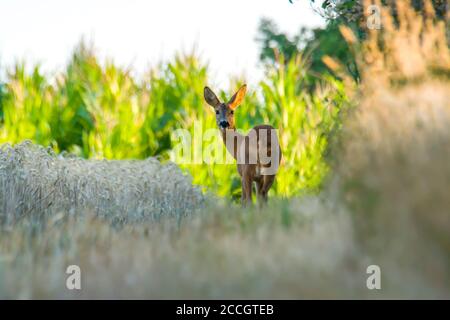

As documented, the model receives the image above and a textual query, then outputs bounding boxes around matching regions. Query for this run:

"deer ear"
[204,86,221,108]
[228,84,247,110]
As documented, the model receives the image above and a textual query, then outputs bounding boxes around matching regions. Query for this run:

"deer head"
[204,85,247,130]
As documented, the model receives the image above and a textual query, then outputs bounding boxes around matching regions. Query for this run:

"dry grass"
[0,197,356,299]
[360,0,449,85]
[335,0,450,295]
[337,80,450,294]
[1,194,448,299]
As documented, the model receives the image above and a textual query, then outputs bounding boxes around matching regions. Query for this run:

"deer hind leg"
[259,174,275,205]
[241,166,255,207]
[255,177,265,208]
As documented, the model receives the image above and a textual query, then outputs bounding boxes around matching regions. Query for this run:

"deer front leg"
[241,173,253,207]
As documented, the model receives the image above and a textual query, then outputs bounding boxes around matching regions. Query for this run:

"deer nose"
[219,120,229,128]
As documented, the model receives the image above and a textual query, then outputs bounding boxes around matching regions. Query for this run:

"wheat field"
[0,141,204,226]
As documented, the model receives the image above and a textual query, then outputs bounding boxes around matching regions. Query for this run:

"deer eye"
[230,110,234,115]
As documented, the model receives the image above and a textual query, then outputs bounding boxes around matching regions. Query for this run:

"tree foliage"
[302,0,447,22]
[258,0,447,80]
[256,18,359,81]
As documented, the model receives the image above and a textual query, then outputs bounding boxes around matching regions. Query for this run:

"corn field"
[0,43,348,199]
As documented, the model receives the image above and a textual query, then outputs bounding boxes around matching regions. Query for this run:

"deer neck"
[220,127,244,161]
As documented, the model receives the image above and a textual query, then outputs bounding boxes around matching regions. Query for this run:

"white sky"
[0,0,324,87]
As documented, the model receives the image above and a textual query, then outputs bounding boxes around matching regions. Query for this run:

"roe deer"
[204,84,282,206]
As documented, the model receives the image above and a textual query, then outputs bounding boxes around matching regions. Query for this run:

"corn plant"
[260,55,348,196]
